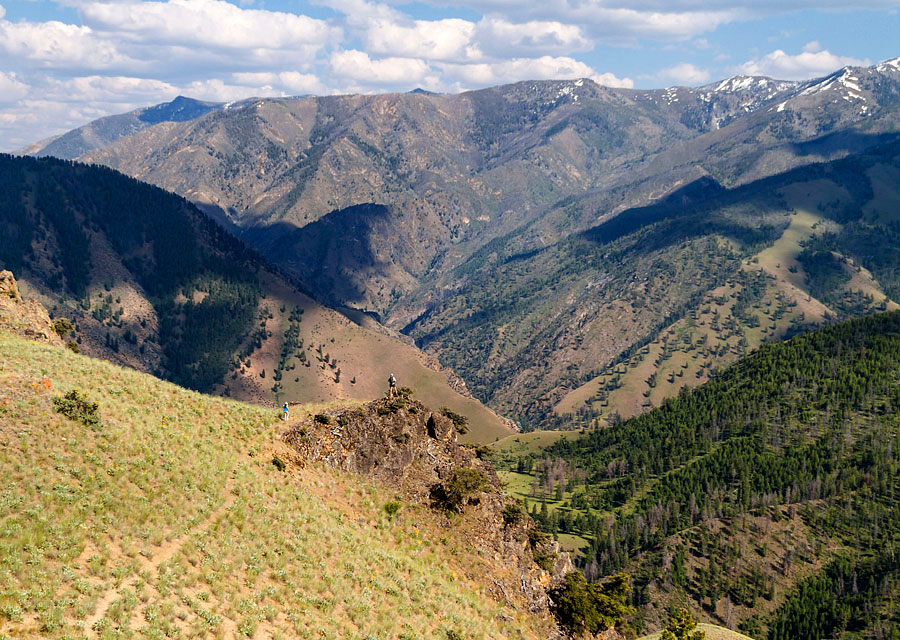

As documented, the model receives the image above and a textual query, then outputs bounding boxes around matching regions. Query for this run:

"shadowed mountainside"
[0,156,515,442]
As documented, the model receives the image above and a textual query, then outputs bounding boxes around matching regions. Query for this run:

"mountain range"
[22,56,900,427]
[6,56,900,640]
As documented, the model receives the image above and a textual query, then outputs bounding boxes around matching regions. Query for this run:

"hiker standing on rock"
[388,373,398,398]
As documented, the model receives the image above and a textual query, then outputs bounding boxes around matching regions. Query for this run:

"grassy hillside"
[0,330,549,639]
[0,154,514,443]
[639,623,754,640]
[493,311,900,637]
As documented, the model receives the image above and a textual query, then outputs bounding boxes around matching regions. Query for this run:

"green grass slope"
[639,623,754,640]
[0,331,548,639]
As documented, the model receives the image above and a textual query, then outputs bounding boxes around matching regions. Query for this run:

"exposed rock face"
[0,271,64,346]
[426,412,456,441]
[284,394,574,621]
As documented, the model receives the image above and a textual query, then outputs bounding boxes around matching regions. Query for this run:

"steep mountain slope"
[407,139,900,425]
[26,59,900,428]
[0,324,558,638]
[493,311,900,636]
[0,155,515,442]
[56,60,900,314]
[20,96,225,160]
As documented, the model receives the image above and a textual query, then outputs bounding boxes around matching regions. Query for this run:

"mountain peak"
[877,56,900,73]
[138,95,221,125]
[706,75,798,94]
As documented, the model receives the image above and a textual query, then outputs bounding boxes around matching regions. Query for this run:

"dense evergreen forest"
[505,312,900,637]
[0,153,265,392]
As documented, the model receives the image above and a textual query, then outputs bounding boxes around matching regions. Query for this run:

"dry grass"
[225,273,515,445]
[557,176,900,425]
[556,270,808,424]
[491,431,571,455]
[0,332,550,639]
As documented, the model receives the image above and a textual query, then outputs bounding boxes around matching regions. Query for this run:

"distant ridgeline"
[0,153,264,392]
[507,311,900,637]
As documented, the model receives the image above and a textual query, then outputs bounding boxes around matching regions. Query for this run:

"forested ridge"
[503,311,900,637]
[0,153,265,392]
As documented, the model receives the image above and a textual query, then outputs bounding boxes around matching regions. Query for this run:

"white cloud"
[231,71,328,95]
[56,76,177,102]
[181,78,285,102]
[575,7,740,44]
[384,1,740,44]
[592,72,635,89]
[653,63,711,85]
[441,56,633,88]
[475,18,592,57]
[0,18,136,70]
[330,50,432,86]
[364,17,477,61]
[80,0,340,54]
[737,49,870,80]
[408,0,900,14]
[803,40,822,53]
[0,72,29,104]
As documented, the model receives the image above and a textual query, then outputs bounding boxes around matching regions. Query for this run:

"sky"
[1,0,898,151]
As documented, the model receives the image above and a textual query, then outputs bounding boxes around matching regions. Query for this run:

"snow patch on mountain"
[876,57,900,73]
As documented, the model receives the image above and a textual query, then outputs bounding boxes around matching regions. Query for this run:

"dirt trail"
[83,477,237,636]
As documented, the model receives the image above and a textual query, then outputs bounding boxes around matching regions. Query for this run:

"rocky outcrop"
[0,271,64,346]
[284,393,573,620]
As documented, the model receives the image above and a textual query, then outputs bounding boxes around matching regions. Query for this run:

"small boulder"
[426,412,456,441]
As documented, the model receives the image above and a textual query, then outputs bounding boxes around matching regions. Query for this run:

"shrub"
[501,502,527,526]
[533,547,557,571]
[378,397,409,415]
[433,468,489,511]
[439,407,470,434]
[660,608,705,640]
[470,444,492,459]
[53,389,100,429]
[314,414,331,425]
[383,501,401,519]
[271,457,286,472]
[527,529,551,547]
[549,571,634,637]
[51,317,73,338]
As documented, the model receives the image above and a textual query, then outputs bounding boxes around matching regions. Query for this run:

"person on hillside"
[388,373,398,398]
[282,402,290,422]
